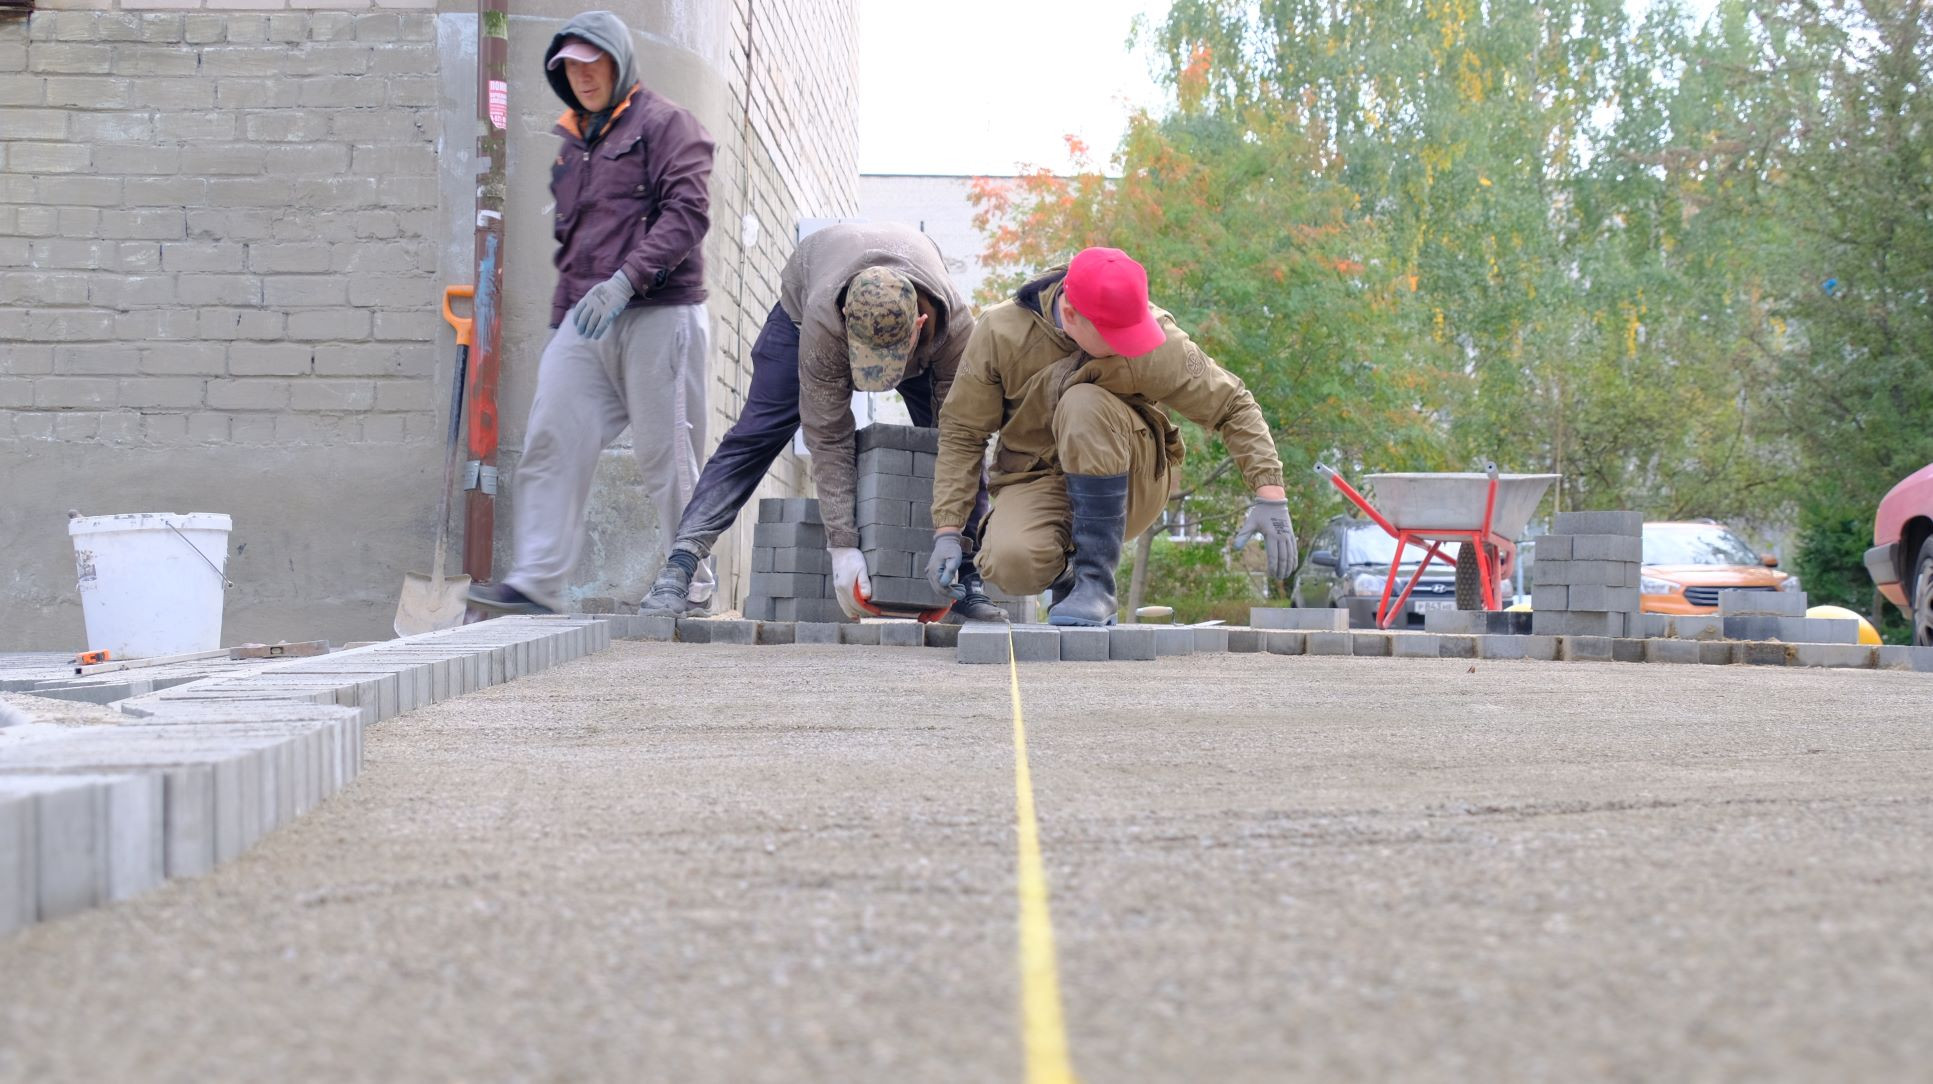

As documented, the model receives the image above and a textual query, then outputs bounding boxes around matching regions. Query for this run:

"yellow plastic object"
[1506,601,1532,612]
[1807,604,1881,645]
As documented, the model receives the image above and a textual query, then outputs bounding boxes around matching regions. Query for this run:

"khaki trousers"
[504,303,713,611]
[975,384,1170,596]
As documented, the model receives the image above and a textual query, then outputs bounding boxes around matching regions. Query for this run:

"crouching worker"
[638,222,1007,621]
[926,247,1298,626]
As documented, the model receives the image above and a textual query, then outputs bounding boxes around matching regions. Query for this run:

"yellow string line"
[1008,631,1078,1084]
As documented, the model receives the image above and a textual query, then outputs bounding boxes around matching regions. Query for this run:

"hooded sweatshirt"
[544,11,714,324]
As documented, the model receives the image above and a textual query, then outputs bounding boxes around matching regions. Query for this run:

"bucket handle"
[167,522,235,589]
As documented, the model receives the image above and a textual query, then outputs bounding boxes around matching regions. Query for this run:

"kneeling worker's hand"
[830,546,873,620]
[926,530,965,599]
[1231,498,1298,580]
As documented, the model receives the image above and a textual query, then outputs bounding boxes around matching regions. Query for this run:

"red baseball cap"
[1063,247,1166,358]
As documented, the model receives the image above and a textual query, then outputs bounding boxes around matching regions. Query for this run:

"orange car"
[1640,521,1795,614]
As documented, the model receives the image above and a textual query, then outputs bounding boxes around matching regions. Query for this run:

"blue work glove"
[925,530,966,599]
[1230,498,1297,580]
[569,269,636,340]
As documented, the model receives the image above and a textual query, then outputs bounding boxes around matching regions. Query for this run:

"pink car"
[1867,462,1933,645]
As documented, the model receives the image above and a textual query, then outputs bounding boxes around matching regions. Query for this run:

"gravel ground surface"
[1,640,1928,1082]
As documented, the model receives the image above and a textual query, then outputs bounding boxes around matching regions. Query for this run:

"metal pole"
[463,0,509,582]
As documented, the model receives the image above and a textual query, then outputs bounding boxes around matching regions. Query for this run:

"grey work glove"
[1230,498,1297,580]
[569,269,636,340]
[925,531,966,599]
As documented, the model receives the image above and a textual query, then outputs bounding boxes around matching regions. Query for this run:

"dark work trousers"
[670,302,988,558]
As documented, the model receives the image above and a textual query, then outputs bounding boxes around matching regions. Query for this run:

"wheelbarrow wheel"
[1456,542,1497,610]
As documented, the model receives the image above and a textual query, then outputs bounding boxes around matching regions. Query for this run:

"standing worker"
[637,222,1008,622]
[925,247,1299,625]
[468,10,717,616]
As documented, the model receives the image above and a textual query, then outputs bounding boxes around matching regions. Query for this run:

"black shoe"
[1047,473,1128,627]
[466,582,554,616]
[637,562,700,617]
[949,559,1010,622]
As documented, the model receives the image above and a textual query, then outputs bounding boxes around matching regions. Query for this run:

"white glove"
[830,546,872,620]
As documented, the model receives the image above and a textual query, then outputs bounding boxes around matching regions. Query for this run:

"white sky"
[857,0,1174,177]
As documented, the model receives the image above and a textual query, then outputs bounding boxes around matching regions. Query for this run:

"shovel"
[394,286,476,636]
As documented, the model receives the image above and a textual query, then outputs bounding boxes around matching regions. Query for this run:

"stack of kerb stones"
[741,499,847,623]
[1530,511,1644,638]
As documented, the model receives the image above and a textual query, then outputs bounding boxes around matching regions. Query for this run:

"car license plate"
[1413,599,1455,613]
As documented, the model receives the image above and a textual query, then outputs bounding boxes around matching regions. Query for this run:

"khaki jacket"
[785,223,973,548]
[933,272,1283,528]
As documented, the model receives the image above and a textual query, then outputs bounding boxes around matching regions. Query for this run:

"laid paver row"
[595,613,1933,672]
[0,616,610,939]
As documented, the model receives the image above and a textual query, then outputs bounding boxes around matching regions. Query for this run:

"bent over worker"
[926,247,1298,626]
[638,222,1006,622]
[468,11,716,616]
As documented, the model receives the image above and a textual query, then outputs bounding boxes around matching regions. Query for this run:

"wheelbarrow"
[1315,463,1560,629]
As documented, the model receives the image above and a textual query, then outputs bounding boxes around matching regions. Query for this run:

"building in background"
[0,0,858,648]
[858,174,1010,304]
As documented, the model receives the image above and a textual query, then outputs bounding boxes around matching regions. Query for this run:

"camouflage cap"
[842,266,919,392]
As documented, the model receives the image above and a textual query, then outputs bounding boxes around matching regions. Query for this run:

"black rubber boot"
[949,558,1010,623]
[1047,472,1128,627]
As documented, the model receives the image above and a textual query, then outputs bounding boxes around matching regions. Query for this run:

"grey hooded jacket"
[544,11,714,323]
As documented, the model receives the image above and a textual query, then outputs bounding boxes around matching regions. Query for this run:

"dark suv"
[1294,516,1460,627]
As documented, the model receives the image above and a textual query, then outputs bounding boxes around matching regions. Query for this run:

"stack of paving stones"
[740,424,1029,623]
[1522,510,1643,638]
[0,616,608,939]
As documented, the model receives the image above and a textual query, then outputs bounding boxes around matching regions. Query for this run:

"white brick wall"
[0,7,443,448]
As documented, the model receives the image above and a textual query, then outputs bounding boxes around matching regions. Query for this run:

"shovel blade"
[394,571,473,637]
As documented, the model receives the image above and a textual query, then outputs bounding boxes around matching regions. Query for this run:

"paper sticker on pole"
[488,80,508,129]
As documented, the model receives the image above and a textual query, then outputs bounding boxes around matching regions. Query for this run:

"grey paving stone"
[757,497,820,523]
[1477,635,1527,660]
[1611,638,1647,663]
[859,523,935,554]
[1669,614,1724,641]
[774,598,848,624]
[1423,610,1532,636]
[1532,585,1569,612]
[1225,628,1263,653]
[753,521,827,549]
[1552,510,1642,536]
[855,423,938,454]
[1192,627,1230,653]
[856,497,912,528]
[0,787,33,936]
[957,625,1008,664]
[1059,627,1110,661]
[1011,626,1060,663]
[796,622,842,645]
[865,549,915,579]
[1521,635,1561,661]
[1739,641,1792,666]
[839,623,882,646]
[749,572,826,599]
[0,773,163,922]
[1250,607,1348,631]
[1568,585,1642,613]
[858,446,914,476]
[1536,611,1624,638]
[1306,632,1351,656]
[1878,645,1933,671]
[1350,632,1391,657]
[1645,639,1702,664]
[924,623,962,649]
[1437,635,1478,659]
[755,621,796,646]
[1792,643,1876,669]
[1390,633,1439,658]
[1722,616,1785,642]
[1559,636,1613,662]
[1153,627,1196,657]
[1107,627,1156,661]
[617,614,676,641]
[1264,630,1306,655]
[855,472,927,504]
[1786,618,1859,645]
[767,548,832,575]
[1718,589,1806,617]
[878,622,924,648]
[741,596,777,622]
[1570,535,1643,562]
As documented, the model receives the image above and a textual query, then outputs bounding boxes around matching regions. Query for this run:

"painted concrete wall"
[0,0,857,650]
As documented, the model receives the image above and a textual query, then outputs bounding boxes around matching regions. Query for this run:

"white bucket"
[68,512,232,659]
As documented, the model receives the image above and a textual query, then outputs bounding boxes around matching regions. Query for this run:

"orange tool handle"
[441,285,476,348]
[75,650,111,665]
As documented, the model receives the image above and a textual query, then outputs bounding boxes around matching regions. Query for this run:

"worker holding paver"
[468,11,717,617]
[927,247,1298,626]
[638,222,1008,622]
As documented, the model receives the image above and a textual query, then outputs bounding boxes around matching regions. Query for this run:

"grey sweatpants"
[503,303,713,611]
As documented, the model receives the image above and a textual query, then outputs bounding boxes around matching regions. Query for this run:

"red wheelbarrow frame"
[1315,462,1509,630]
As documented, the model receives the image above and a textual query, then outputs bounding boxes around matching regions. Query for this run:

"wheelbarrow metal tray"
[1362,472,1560,538]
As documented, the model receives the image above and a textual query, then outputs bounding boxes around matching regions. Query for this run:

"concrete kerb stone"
[1391,632,1439,658]
[957,625,1008,664]
[1153,627,1196,657]
[1225,628,1263,653]
[1438,635,1478,659]
[1477,634,1527,660]
[1645,639,1703,665]
[755,621,796,645]
[924,623,961,649]
[1559,636,1613,663]
[840,623,882,646]
[0,772,163,924]
[1192,627,1230,653]
[1792,643,1877,669]
[797,622,842,645]
[1264,630,1306,655]
[1307,631,1351,656]
[878,622,924,648]
[1011,626,1061,662]
[1251,607,1348,632]
[1107,626,1156,662]
[1878,645,1933,672]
